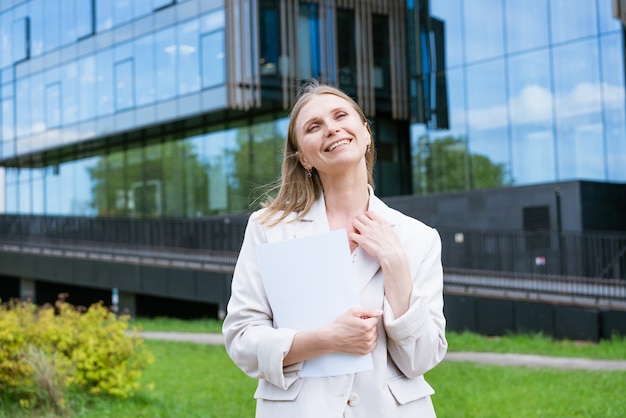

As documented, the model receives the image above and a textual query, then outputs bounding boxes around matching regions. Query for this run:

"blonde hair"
[258,80,376,226]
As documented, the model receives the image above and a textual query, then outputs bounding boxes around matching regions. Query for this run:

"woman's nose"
[325,122,339,137]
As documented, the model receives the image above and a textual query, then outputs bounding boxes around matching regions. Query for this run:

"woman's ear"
[296,151,311,171]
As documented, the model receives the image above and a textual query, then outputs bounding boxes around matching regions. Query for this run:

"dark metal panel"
[554,306,599,342]
[600,310,626,340]
[442,294,476,333]
[475,298,514,336]
[0,252,21,276]
[167,268,194,299]
[196,271,229,305]
[72,259,95,286]
[139,265,168,295]
[514,301,554,335]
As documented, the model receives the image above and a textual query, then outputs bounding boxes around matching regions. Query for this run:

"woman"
[222,80,447,417]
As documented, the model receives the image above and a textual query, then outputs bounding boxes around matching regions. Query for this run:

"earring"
[366,145,371,153]
[306,168,312,178]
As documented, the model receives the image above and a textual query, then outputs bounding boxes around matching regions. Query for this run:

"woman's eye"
[336,112,346,119]
[307,124,319,132]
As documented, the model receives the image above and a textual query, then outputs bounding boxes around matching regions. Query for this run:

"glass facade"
[411,0,626,194]
[0,0,625,218]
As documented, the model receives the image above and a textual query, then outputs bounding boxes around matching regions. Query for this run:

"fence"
[1,215,625,280]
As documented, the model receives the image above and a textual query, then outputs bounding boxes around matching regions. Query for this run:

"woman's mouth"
[326,139,350,152]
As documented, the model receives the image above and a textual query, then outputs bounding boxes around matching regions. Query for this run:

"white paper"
[256,229,373,377]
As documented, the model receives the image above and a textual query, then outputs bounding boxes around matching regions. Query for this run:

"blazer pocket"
[387,375,435,405]
[254,378,304,401]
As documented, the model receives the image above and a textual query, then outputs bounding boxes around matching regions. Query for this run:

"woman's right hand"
[327,308,383,355]
[283,307,383,366]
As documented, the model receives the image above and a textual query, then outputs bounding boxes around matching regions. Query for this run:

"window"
[12,18,30,63]
[201,31,225,88]
[45,83,61,128]
[77,0,95,39]
[153,0,174,11]
[337,9,356,93]
[115,59,135,111]
[298,3,320,80]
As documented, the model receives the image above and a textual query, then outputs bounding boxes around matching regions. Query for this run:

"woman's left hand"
[350,211,403,264]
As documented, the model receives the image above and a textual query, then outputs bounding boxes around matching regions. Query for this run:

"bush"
[0,296,153,414]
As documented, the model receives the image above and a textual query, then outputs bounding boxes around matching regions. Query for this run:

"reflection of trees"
[89,142,208,217]
[226,123,283,211]
[414,135,509,194]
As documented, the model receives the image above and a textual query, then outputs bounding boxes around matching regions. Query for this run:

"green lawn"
[2,318,623,417]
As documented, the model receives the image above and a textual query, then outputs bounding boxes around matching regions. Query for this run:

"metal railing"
[439,228,626,280]
[1,215,625,280]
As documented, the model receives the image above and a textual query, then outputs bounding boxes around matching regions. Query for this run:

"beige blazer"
[223,190,447,418]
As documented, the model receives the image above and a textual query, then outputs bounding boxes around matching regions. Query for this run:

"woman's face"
[294,93,370,177]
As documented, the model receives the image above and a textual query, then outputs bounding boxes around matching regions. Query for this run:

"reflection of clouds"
[164,44,197,55]
[463,82,625,130]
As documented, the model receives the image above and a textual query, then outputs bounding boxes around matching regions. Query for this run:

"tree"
[414,134,509,194]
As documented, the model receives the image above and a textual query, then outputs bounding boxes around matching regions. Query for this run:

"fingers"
[350,307,383,319]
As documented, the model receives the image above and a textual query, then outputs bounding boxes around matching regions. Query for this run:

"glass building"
[0,0,624,219]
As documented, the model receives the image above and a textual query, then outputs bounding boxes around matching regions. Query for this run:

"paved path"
[135,332,626,371]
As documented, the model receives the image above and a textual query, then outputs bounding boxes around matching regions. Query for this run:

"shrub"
[0,297,153,413]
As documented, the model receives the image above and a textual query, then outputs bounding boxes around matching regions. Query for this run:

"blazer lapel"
[291,193,330,239]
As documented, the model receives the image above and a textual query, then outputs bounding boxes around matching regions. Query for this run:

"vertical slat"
[280,0,289,108]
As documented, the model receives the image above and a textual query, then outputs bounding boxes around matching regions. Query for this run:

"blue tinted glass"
[178,20,201,95]
[79,56,96,121]
[505,0,549,53]
[430,0,463,68]
[96,49,114,116]
[115,59,135,110]
[2,97,14,142]
[201,31,225,88]
[28,0,44,56]
[508,50,556,184]
[62,62,79,125]
[60,0,76,44]
[114,0,132,27]
[466,59,511,186]
[15,78,30,137]
[553,39,604,180]
[550,0,597,44]
[44,165,61,214]
[599,0,622,33]
[45,82,61,128]
[463,0,504,63]
[73,157,98,215]
[155,27,176,100]
[30,73,45,134]
[18,169,31,213]
[12,18,28,62]
[0,11,11,68]
[298,3,320,79]
[135,34,156,106]
[134,0,152,18]
[6,182,17,213]
[76,0,94,38]
[32,170,44,214]
[96,0,113,32]
[601,33,626,181]
[44,0,61,52]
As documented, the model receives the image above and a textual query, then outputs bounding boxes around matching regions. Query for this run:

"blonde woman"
[223,80,447,417]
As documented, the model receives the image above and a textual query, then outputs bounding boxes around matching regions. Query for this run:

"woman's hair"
[258,80,376,226]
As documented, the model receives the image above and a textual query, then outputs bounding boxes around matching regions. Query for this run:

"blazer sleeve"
[382,225,448,378]
[222,214,303,390]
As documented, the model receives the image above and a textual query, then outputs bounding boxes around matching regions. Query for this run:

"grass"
[3,317,624,417]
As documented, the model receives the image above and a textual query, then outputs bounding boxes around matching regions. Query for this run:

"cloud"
[464,82,625,130]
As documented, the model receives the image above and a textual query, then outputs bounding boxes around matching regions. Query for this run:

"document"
[256,229,374,377]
